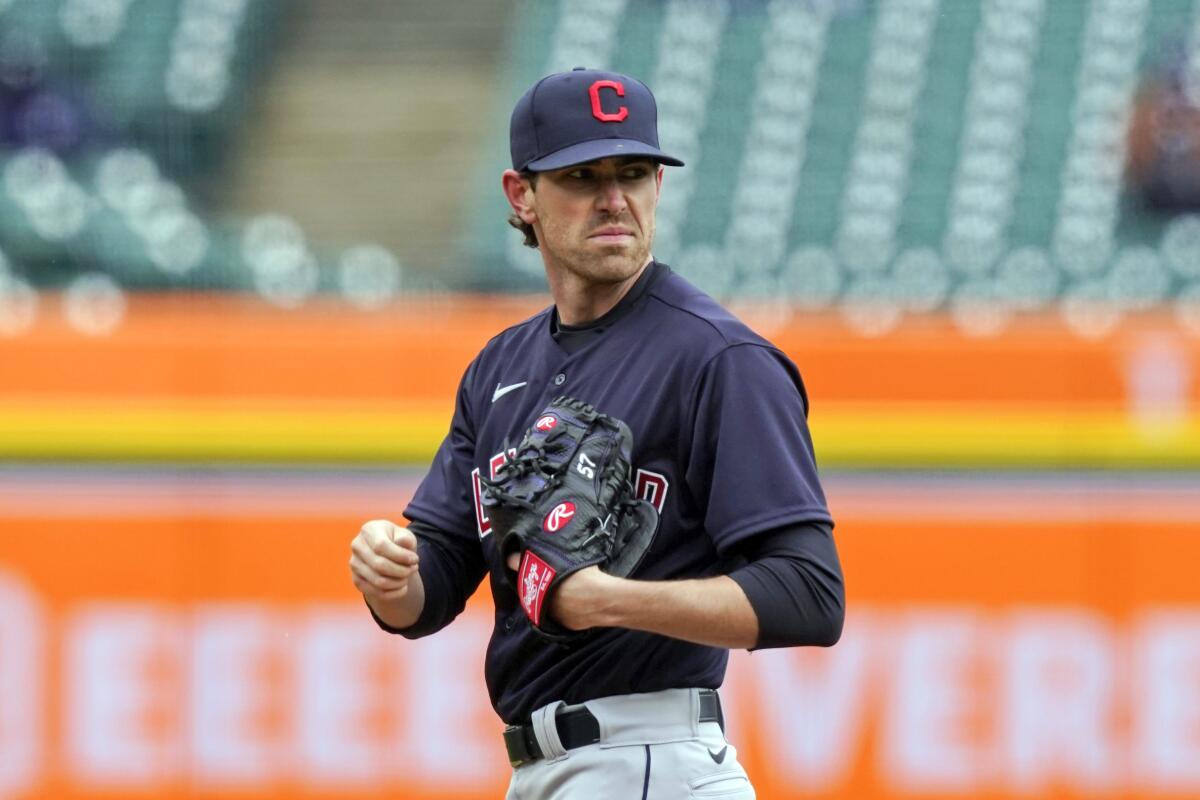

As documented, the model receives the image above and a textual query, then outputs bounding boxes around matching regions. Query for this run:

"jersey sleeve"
[727,520,845,650]
[684,343,833,555]
[392,358,489,636]
[404,357,485,535]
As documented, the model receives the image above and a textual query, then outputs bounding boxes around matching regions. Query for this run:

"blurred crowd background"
[3,2,1200,799]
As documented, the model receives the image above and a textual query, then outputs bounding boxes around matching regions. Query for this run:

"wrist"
[365,573,425,630]
[590,571,639,628]
[552,567,629,630]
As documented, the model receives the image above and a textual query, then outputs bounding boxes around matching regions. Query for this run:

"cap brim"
[525,138,684,171]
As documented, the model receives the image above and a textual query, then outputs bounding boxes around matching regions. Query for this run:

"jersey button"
[553,373,566,386]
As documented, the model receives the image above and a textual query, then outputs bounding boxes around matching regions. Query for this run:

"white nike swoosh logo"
[492,381,527,402]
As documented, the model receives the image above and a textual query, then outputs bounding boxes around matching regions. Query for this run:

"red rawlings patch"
[518,551,556,626]
[543,501,576,533]
[535,415,558,432]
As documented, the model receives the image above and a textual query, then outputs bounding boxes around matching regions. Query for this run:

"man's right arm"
[352,355,489,636]
[350,519,426,629]
[351,516,488,636]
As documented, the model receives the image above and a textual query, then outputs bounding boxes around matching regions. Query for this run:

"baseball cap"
[509,67,685,172]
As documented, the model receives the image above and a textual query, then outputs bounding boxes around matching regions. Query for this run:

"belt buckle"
[503,724,535,768]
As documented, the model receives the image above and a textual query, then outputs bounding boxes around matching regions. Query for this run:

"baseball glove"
[480,396,659,642]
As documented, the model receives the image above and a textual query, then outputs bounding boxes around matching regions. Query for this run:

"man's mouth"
[588,227,634,243]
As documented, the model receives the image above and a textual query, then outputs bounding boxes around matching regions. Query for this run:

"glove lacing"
[479,423,640,555]
[477,428,568,511]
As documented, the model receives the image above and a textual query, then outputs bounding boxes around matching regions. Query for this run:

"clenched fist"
[350,520,424,628]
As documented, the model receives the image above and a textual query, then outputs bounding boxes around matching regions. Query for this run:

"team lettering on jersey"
[472,449,669,539]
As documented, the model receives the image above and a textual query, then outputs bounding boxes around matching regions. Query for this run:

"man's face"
[526,157,663,285]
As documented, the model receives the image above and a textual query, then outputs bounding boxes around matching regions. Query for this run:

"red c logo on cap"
[589,80,628,123]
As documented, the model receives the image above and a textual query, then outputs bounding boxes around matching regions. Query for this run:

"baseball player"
[349,68,845,799]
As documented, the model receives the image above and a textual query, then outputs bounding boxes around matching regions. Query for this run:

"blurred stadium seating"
[469,0,1200,337]
[2,0,1200,335]
[0,0,295,296]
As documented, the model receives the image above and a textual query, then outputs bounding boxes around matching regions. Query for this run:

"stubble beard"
[540,215,656,287]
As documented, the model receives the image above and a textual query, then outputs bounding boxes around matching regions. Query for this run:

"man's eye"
[622,168,650,180]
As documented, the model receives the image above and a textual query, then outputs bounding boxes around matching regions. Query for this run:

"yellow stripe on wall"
[2,404,1198,467]
[812,408,1200,468]
[0,405,450,463]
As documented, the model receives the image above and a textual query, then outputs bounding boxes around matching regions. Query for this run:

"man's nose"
[595,178,628,213]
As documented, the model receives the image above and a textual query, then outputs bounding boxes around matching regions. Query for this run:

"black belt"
[503,689,723,768]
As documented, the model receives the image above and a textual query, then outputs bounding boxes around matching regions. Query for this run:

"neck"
[548,257,653,326]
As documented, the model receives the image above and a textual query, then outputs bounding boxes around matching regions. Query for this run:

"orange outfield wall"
[2,293,1198,406]
[1,476,1198,799]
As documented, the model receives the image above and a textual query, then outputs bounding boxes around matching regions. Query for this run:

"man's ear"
[656,167,664,199]
[502,169,537,224]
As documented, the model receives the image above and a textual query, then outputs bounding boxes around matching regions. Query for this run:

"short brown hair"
[507,171,539,248]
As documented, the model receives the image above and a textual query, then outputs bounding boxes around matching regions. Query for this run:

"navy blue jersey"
[401,263,832,724]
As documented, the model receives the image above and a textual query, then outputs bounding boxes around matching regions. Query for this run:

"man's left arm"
[550,568,760,649]
[548,520,844,650]
[547,343,846,649]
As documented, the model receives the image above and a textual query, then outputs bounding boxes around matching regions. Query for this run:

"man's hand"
[504,555,618,632]
[351,520,424,629]
[547,565,621,631]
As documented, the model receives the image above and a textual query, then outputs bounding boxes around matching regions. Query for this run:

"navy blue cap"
[510,67,684,172]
